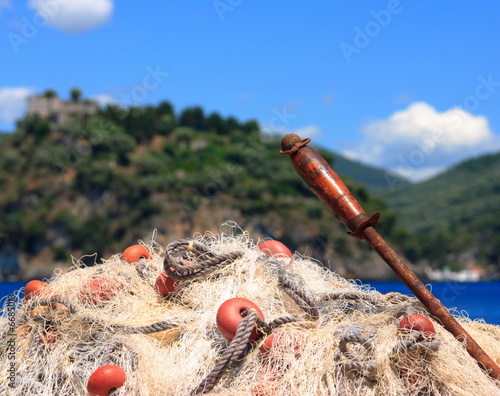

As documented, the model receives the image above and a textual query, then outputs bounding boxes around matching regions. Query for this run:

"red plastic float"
[398,314,436,340]
[399,366,422,386]
[251,365,277,396]
[24,280,49,301]
[87,365,127,396]
[41,330,60,347]
[257,240,292,260]
[122,244,150,264]
[216,298,264,341]
[259,332,306,362]
[78,278,123,306]
[155,272,179,297]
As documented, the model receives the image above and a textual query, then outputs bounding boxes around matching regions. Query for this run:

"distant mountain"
[379,152,500,270]
[331,153,409,192]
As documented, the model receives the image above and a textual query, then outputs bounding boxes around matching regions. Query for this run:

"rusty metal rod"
[280,133,500,380]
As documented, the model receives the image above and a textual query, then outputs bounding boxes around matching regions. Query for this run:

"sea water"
[1,281,499,325]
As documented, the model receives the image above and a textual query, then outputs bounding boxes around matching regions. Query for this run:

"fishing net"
[1,222,499,395]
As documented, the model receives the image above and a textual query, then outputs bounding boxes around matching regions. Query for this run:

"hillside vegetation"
[333,155,408,192]
[380,153,500,270]
[0,99,401,280]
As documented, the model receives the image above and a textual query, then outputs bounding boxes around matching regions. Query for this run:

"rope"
[392,329,441,355]
[109,320,178,334]
[30,296,77,314]
[191,309,258,395]
[278,270,319,320]
[336,324,378,378]
[255,315,299,336]
[326,292,386,308]
[135,260,152,279]
[164,239,244,281]
[79,317,179,335]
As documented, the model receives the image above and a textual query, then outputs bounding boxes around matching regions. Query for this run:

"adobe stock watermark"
[8,0,70,54]
[213,0,243,21]
[439,281,468,305]
[339,0,411,64]
[385,74,500,190]
[4,294,17,389]
[119,65,169,106]
[261,106,296,135]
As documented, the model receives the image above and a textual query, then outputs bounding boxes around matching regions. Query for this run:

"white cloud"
[0,87,35,128]
[28,0,113,34]
[91,93,115,106]
[0,0,12,13]
[292,125,324,139]
[345,102,500,181]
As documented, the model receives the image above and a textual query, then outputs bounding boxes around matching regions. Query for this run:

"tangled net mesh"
[1,222,499,395]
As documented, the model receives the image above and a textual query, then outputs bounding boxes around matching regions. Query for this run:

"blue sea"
[1,280,499,325]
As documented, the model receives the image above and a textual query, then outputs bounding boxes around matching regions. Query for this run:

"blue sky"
[1,1,499,181]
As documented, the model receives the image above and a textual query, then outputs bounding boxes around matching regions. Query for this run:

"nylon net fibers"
[1,223,500,395]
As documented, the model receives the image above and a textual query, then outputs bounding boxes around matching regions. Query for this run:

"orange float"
[122,244,150,264]
[259,332,306,362]
[251,365,277,396]
[87,365,126,396]
[78,278,123,306]
[24,280,49,301]
[216,298,264,341]
[155,272,179,297]
[398,314,436,340]
[41,330,60,348]
[257,240,292,260]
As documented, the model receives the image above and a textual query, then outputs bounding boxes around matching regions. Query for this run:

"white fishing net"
[0,222,499,395]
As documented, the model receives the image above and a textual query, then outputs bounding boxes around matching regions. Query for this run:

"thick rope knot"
[392,329,441,355]
[336,324,378,377]
[191,308,258,395]
[164,239,244,281]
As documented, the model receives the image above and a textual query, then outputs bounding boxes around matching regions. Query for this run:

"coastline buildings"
[27,93,98,124]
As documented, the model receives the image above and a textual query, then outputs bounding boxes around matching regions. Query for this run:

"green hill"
[332,154,408,192]
[0,98,401,281]
[379,153,500,268]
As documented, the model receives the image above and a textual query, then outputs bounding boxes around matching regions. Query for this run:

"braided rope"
[30,296,77,314]
[191,309,258,395]
[267,316,299,329]
[135,260,152,279]
[255,315,299,336]
[278,271,319,319]
[326,292,386,308]
[337,324,378,378]
[164,239,244,281]
[100,341,124,366]
[392,329,441,355]
[109,320,178,334]
[78,316,179,335]
[339,360,378,375]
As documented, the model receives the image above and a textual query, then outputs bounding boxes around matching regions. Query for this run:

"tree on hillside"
[70,88,82,102]
[44,89,58,98]
[179,106,206,131]
[157,101,174,116]
[206,112,227,134]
